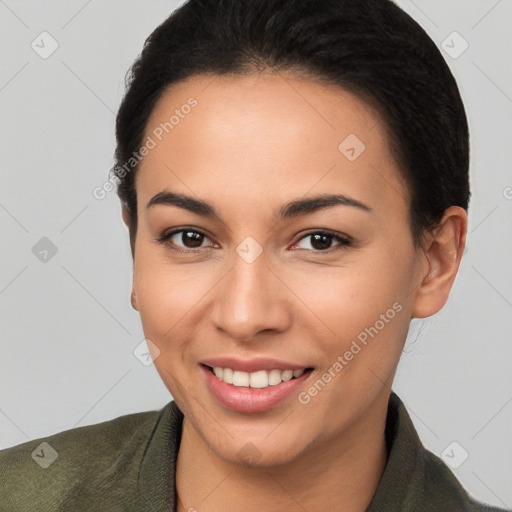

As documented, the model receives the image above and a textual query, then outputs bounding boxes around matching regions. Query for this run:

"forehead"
[136,71,409,221]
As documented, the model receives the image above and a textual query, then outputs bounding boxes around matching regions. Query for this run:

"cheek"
[289,251,415,428]
[133,260,214,398]
[286,244,416,367]
[294,258,411,332]
[132,248,213,349]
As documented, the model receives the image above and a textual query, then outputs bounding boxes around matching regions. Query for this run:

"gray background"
[1,0,511,508]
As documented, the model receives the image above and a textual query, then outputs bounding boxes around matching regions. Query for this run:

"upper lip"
[201,356,312,373]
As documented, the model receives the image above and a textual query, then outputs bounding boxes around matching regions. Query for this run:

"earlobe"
[411,206,467,318]
[122,206,130,229]
[122,206,137,264]
[131,290,139,311]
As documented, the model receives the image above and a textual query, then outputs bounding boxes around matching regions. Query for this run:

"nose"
[210,249,292,343]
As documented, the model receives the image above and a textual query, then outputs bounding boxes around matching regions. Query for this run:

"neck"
[176,395,389,512]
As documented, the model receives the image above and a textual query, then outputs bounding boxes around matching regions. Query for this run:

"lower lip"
[201,365,312,414]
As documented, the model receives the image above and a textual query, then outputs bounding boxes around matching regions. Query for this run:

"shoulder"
[371,392,509,512]
[421,449,508,512]
[0,406,166,511]
[1,407,160,457]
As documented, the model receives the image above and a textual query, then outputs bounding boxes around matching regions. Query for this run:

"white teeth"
[281,369,293,381]
[268,369,282,386]
[211,366,308,388]
[249,370,268,389]
[223,367,234,384]
[232,370,249,387]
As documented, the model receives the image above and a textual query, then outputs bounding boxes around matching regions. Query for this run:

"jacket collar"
[138,399,183,510]
[137,391,468,511]
[366,392,425,510]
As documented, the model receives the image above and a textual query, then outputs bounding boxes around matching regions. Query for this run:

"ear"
[122,206,130,228]
[130,289,139,311]
[411,206,467,318]
[122,205,137,262]
[122,206,138,306]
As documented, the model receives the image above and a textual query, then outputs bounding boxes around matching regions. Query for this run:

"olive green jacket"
[0,393,508,511]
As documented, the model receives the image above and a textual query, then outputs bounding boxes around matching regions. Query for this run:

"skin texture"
[124,70,467,512]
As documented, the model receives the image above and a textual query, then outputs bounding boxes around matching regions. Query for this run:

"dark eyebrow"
[146,191,222,220]
[146,190,372,221]
[276,193,372,221]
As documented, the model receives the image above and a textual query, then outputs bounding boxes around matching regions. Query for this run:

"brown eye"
[294,231,352,252]
[156,229,214,251]
[176,230,206,248]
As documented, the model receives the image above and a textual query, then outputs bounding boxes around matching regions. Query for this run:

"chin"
[212,438,307,469]
[198,420,318,469]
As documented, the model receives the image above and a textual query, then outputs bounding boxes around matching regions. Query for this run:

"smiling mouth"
[203,364,314,389]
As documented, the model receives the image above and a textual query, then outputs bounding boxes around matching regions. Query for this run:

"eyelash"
[155,228,353,255]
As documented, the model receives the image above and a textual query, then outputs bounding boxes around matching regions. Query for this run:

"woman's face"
[131,71,428,465]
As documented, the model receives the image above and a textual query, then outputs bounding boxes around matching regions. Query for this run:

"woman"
[0,0,507,510]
